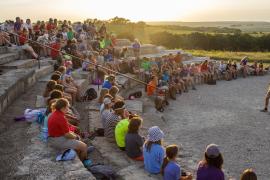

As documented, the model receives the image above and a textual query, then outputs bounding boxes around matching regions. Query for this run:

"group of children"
[2,17,264,179]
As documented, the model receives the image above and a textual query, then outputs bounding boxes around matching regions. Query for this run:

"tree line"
[150,32,270,52]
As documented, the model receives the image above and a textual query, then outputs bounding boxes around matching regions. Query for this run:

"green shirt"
[67,31,74,40]
[141,61,151,71]
[100,39,106,49]
[115,119,129,148]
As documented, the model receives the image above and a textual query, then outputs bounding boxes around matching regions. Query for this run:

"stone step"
[0,65,54,115]
[0,46,8,54]
[0,52,19,65]
[0,59,38,69]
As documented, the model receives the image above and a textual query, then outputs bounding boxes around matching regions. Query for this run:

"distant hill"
[147,21,270,32]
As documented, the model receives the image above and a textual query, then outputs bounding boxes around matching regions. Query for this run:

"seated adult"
[19,28,38,59]
[143,126,165,174]
[161,145,192,180]
[102,101,126,141]
[196,144,225,180]
[47,98,90,165]
[125,117,144,161]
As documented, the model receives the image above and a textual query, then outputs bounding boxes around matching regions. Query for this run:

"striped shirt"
[101,109,120,138]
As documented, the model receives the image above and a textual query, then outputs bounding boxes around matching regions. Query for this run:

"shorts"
[48,136,80,151]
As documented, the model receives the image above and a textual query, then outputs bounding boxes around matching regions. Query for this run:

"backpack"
[128,91,142,99]
[87,163,116,180]
[82,88,98,101]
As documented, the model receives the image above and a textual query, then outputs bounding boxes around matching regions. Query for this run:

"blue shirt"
[164,161,181,180]
[102,80,112,89]
[162,73,170,82]
[143,144,165,174]
[104,54,113,62]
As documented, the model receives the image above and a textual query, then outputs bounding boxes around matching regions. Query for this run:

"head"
[46,80,57,92]
[109,86,119,98]
[54,98,69,114]
[103,97,113,109]
[128,117,143,134]
[54,84,64,92]
[161,145,179,175]
[47,90,63,105]
[57,66,66,74]
[98,88,110,103]
[145,126,164,152]
[112,100,125,116]
[240,169,257,180]
[203,144,223,169]
[50,73,61,83]
[107,75,115,83]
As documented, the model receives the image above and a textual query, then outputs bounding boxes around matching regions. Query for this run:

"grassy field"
[185,50,270,62]
[107,24,199,43]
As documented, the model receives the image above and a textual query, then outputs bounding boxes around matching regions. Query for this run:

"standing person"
[196,144,225,180]
[125,117,144,161]
[260,84,270,112]
[240,169,257,180]
[240,56,248,78]
[67,27,74,41]
[132,39,141,59]
[161,145,192,180]
[143,126,165,174]
[47,98,91,166]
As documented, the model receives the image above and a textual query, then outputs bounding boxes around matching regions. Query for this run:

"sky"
[0,0,270,22]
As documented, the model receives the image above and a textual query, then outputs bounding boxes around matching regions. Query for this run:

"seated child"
[143,126,165,174]
[162,145,192,180]
[125,116,144,161]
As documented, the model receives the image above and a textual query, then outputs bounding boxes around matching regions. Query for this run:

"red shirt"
[51,42,61,59]
[19,34,27,45]
[46,23,55,31]
[201,63,208,72]
[48,110,69,137]
[33,25,40,32]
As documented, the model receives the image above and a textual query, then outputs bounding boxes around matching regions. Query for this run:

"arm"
[64,131,77,139]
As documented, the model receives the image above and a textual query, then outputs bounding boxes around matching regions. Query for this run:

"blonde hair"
[98,88,109,103]
[109,86,119,98]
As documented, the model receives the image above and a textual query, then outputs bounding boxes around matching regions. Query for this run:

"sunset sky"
[1,0,270,22]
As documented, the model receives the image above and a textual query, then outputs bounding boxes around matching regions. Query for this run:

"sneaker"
[87,146,95,153]
[83,159,92,167]
[260,109,268,112]
[192,87,197,90]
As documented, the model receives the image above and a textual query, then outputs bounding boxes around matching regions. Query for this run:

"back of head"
[128,117,142,133]
[54,98,69,111]
[51,73,61,81]
[204,144,223,169]
[240,169,257,180]
[161,144,179,175]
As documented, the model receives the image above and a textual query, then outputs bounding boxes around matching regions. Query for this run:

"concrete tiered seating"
[0,47,55,115]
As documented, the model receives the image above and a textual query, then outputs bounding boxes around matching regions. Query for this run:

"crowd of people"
[1,17,263,179]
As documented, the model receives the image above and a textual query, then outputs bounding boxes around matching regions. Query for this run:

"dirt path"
[143,75,270,179]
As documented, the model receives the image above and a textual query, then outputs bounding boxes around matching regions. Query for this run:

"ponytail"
[161,157,169,175]
[161,144,179,175]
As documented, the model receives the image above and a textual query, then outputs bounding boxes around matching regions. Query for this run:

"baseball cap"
[205,144,220,158]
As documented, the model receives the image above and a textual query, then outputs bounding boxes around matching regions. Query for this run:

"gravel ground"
[143,75,270,179]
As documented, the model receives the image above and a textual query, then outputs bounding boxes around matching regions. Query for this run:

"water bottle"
[40,116,48,142]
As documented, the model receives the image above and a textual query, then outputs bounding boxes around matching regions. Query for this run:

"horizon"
[1,0,270,22]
